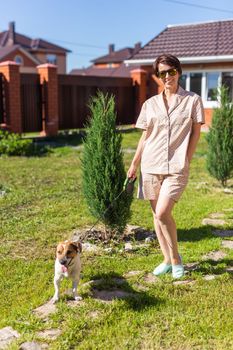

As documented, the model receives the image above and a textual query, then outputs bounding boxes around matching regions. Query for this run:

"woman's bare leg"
[150,199,171,264]
[154,194,180,265]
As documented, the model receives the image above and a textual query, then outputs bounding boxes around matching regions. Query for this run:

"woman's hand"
[127,130,147,180]
[127,163,138,180]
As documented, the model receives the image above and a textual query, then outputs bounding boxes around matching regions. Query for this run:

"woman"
[127,54,205,278]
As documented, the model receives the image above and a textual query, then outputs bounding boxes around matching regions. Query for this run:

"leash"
[84,177,136,237]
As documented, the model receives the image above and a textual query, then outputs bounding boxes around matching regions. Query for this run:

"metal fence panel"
[58,75,135,130]
[21,73,42,133]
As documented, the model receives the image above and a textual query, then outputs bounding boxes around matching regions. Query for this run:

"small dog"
[52,240,82,303]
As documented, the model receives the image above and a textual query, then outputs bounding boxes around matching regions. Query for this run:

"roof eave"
[29,48,70,54]
[125,55,233,66]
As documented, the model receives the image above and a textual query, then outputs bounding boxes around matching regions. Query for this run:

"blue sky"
[1,0,233,72]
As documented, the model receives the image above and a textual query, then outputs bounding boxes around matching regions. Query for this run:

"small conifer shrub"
[82,91,133,238]
[0,130,33,156]
[206,85,233,187]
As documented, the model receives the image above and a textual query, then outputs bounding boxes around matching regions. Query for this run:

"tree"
[206,85,233,187]
[82,91,133,238]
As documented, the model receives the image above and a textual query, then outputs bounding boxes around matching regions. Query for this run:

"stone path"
[0,327,20,349]
[202,208,233,227]
[1,210,233,349]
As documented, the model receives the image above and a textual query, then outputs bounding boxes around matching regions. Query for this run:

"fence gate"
[21,74,42,133]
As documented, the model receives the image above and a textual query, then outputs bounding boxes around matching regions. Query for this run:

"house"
[70,43,141,77]
[0,22,70,73]
[125,19,233,125]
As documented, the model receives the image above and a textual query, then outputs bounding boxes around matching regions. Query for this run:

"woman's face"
[157,63,180,90]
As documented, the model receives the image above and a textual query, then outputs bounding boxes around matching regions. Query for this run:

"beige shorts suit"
[136,86,205,202]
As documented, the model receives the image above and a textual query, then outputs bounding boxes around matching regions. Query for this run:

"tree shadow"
[193,258,233,275]
[32,130,85,149]
[86,271,162,311]
[177,226,220,242]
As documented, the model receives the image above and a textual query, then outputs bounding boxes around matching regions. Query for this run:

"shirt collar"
[159,85,187,115]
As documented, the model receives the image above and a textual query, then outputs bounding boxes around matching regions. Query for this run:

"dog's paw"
[74,295,82,301]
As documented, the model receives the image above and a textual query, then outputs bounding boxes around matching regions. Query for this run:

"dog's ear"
[72,241,82,253]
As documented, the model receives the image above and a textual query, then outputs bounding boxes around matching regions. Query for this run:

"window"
[14,55,23,65]
[206,73,219,101]
[46,54,57,64]
[222,72,233,101]
[190,73,202,96]
[179,74,187,90]
[179,71,233,106]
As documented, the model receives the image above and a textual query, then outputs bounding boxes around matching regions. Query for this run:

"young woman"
[128,54,205,278]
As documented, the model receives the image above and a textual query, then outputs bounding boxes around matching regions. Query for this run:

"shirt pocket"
[172,112,191,126]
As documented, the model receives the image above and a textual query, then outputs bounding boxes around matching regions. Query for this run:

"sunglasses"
[157,68,177,79]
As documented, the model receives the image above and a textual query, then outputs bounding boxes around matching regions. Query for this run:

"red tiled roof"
[131,19,233,61]
[92,47,137,64]
[0,45,20,60]
[0,45,41,63]
[0,30,70,53]
[70,63,140,77]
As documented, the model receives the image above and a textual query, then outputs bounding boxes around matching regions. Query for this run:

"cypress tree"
[206,85,233,187]
[82,91,133,238]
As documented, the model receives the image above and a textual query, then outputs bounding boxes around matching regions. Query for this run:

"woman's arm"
[187,123,202,163]
[127,130,147,179]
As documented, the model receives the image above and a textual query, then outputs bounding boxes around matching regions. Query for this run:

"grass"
[0,130,233,349]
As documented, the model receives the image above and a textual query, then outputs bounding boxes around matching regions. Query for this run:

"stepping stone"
[222,240,233,249]
[203,275,217,281]
[37,329,61,340]
[209,213,225,219]
[223,208,233,212]
[173,279,195,286]
[203,250,227,261]
[19,341,48,350]
[34,301,57,319]
[185,262,199,271]
[223,188,233,194]
[213,230,233,237]
[123,270,142,278]
[92,289,133,302]
[226,267,233,273]
[143,273,160,284]
[202,218,226,226]
[0,327,20,349]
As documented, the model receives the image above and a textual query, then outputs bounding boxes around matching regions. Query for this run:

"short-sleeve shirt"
[136,86,205,174]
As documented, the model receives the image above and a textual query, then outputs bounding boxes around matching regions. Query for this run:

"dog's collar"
[67,257,74,267]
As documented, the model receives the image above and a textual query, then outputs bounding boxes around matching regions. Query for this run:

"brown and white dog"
[52,240,82,303]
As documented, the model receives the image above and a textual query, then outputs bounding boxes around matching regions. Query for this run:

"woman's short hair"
[153,54,182,77]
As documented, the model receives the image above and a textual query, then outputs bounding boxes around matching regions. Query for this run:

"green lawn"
[0,130,233,349]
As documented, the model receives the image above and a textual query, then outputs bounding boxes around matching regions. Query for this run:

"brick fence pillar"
[0,61,22,133]
[130,69,147,118]
[37,63,58,136]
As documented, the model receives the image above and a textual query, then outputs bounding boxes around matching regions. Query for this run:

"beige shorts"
[137,171,189,202]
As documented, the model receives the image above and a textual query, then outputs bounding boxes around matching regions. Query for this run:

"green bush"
[0,130,33,156]
[82,91,133,238]
[206,85,233,187]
